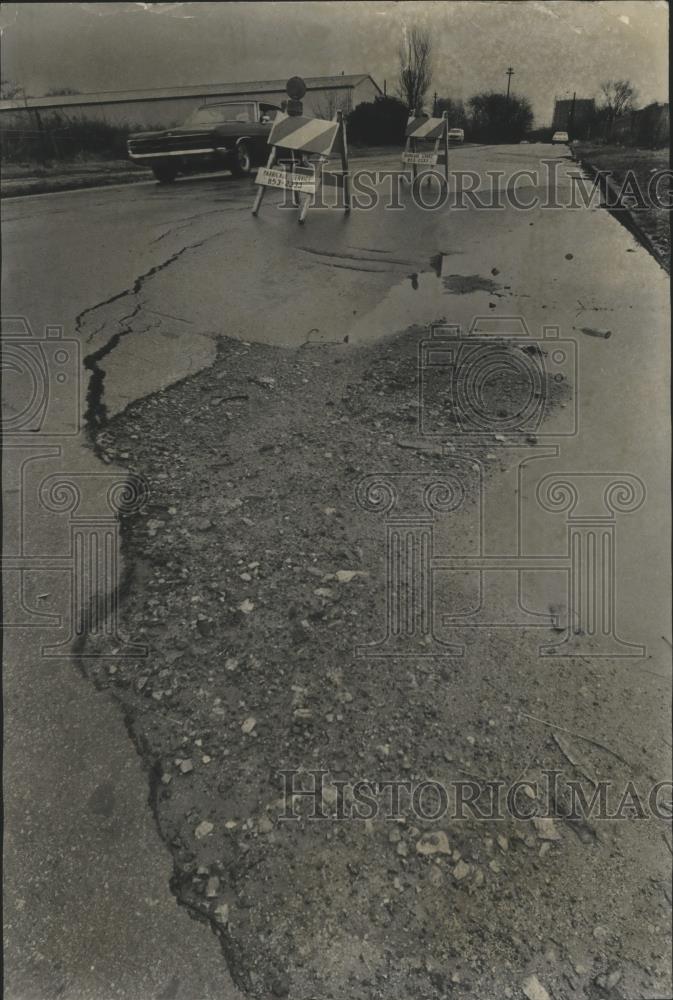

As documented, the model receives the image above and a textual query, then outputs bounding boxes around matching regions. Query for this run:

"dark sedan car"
[127,101,281,182]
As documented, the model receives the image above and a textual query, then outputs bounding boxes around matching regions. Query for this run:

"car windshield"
[184,103,254,126]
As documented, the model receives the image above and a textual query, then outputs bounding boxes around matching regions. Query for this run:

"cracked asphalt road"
[2,144,671,998]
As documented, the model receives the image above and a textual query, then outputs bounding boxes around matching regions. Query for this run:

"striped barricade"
[402,110,449,186]
[252,110,350,224]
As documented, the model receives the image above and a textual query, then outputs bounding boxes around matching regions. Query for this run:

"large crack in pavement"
[80,235,218,440]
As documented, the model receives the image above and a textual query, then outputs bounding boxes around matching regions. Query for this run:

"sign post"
[252,76,350,224]
[401,109,449,188]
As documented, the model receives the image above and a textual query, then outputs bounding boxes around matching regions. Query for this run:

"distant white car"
[447,128,464,143]
[552,130,569,144]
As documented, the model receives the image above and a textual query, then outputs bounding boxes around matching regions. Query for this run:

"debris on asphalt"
[206,876,220,898]
[595,966,623,991]
[580,327,612,339]
[521,973,551,1000]
[453,860,471,881]
[533,818,562,842]
[416,831,451,856]
[80,330,668,1000]
[335,570,369,583]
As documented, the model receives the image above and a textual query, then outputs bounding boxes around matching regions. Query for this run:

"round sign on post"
[286,76,307,100]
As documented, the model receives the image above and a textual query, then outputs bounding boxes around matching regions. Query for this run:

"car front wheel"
[231,142,252,178]
[152,164,177,183]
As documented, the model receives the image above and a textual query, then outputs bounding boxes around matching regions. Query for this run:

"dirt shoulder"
[0,147,392,198]
[572,143,670,271]
[84,331,671,1000]
[1,159,152,198]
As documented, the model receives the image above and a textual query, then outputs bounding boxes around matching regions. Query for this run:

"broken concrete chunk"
[251,375,276,388]
[416,831,451,856]
[522,974,551,1000]
[335,570,369,583]
[241,716,257,734]
[453,860,471,881]
[533,817,562,841]
[595,966,622,990]
[206,876,220,898]
[194,820,214,840]
[188,517,212,532]
[220,498,242,515]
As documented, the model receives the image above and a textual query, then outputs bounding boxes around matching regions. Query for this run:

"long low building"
[0,74,382,128]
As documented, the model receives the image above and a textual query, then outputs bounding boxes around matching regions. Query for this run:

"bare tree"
[397,27,432,113]
[312,89,351,121]
[600,79,637,126]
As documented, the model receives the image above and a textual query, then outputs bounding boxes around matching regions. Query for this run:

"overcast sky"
[0,1,668,123]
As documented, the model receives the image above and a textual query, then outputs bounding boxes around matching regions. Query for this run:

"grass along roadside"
[1,158,152,198]
[573,143,670,271]
[0,149,392,199]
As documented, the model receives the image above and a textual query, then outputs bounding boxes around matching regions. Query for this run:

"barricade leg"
[290,152,300,208]
[252,147,277,216]
[337,111,351,213]
[298,158,319,225]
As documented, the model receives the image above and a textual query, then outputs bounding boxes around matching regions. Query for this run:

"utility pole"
[504,67,515,141]
[433,91,438,115]
[505,67,514,102]
[568,90,576,139]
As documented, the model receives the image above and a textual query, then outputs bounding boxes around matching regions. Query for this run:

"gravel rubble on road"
[84,329,671,1000]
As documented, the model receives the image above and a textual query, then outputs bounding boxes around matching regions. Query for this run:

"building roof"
[0,75,381,113]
